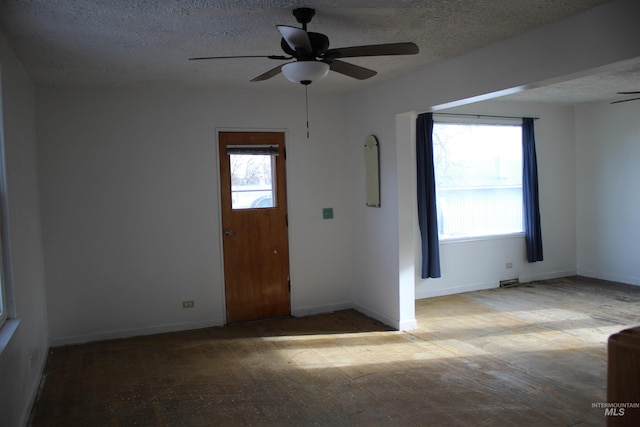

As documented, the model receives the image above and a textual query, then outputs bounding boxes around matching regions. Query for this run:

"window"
[226,145,278,210]
[433,120,523,240]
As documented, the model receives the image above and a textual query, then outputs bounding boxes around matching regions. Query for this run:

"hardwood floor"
[29,276,640,426]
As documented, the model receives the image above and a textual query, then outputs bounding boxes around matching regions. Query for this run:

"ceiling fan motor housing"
[280,32,329,59]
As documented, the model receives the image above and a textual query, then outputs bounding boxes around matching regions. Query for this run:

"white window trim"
[439,231,525,245]
[0,65,17,351]
[433,117,524,241]
[433,114,522,126]
[0,319,20,355]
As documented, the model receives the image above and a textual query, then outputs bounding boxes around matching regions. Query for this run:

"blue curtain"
[522,118,544,262]
[416,113,441,278]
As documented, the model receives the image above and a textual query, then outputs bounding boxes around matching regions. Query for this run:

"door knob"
[225,229,234,236]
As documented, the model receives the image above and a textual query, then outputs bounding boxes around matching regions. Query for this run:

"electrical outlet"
[182,300,195,308]
[506,263,513,269]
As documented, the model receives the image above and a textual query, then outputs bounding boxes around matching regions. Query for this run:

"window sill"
[440,232,525,245]
[0,319,20,356]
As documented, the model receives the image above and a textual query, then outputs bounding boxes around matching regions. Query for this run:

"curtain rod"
[432,112,540,120]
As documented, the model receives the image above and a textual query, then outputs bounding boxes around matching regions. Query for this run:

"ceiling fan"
[189,7,419,85]
[610,91,640,104]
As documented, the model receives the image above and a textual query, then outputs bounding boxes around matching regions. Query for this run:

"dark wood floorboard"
[29,276,640,426]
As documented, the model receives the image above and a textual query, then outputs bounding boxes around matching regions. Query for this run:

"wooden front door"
[218,131,290,323]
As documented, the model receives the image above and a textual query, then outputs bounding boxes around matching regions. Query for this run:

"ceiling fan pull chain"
[306,85,310,139]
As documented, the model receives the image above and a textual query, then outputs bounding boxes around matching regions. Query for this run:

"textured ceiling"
[500,61,640,105]
[0,0,629,98]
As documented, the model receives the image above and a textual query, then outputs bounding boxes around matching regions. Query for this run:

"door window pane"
[229,154,275,209]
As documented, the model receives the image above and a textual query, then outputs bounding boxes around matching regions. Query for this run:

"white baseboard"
[50,318,225,347]
[416,280,498,299]
[291,301,352,318]
[519,269,577,283]
[22,346,48,427]
[352,302,403,330]
[576,269,640,286]
[398,318,418,331]
[294,301,415,332]
[416,270,580,300]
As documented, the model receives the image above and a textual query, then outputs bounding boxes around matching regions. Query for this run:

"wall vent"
[500,278,520,288]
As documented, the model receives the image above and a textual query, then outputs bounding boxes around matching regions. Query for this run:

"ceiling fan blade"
[610,96,640,104]
[250,64,287,82]
[277,25,312,53]
[323,42,419,59]
[323,59,377,80]
[189,55,290,61]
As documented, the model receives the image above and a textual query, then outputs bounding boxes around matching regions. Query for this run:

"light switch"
[322,208,334,220]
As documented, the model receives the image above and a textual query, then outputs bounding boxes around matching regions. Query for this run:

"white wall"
[346,89,404,328]
[347,0,640,329]
[576,100,640,285]
[37,86,353,345]
[0,33,49,427]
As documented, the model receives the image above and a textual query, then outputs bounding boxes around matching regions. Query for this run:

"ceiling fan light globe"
[282,61,329,85]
